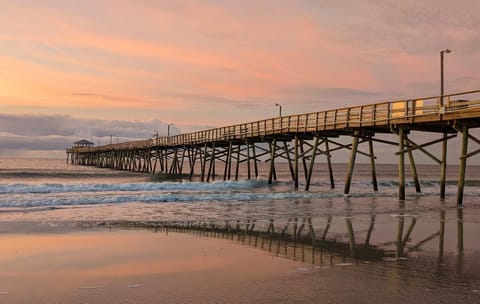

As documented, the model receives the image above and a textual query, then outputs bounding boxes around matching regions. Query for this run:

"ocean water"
[1,157,480,303]
[0,158,479,222]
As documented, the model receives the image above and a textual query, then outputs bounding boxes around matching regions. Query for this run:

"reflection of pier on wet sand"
[101,207,465,266]
[68,90,480,204]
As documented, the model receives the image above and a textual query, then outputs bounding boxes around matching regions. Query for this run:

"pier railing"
[69,90,480,152]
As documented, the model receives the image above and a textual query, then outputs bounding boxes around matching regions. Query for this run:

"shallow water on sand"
[0,158,479,303]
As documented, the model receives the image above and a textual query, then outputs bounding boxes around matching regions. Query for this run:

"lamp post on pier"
[440,48,451,108]
[154,129,159,145]
[167,123,174,145]
[275,103,282,117]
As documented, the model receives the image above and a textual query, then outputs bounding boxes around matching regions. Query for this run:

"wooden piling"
[398,128,406,200]
[224,142,232,181]
[368,137,378,192]
[207,144,216,182]
[200,144,207,182]
[227,142,233,180]
[440,132,448,199]
[252,143,259,178]
[457,127,469,205]
[325,139,335,189]
[268,139,277,184]
[284,141,295,181]
[294,136,299,190]
[344,131,360,195]
[300,141,308,181]
[246,141,251,179]
[235,145,240,181]
[405,138,421,193]
[305,136,319,191]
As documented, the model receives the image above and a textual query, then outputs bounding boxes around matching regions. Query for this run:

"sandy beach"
[1,206,480,303]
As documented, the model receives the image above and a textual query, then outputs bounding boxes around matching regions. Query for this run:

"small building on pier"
[73,139,94,147]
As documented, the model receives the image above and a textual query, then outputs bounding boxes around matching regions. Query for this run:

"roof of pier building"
[73,139,94,147]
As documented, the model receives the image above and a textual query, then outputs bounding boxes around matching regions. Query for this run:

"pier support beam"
[207,144,216,182]
[284,142,295,181]
[398,128,406,200]
[368,136,378,192]
[294,136,299,190]
[235,145,240,181]
[344,131,360,195]
[246,141,251,179]
[325,139,335,189]
[224,142,232,181]
[268,139,277,184]
[457,127,469,205]
[305,136,319,191]
[405,138,421,193]
[440,132,448,199]
[252,143,259,179]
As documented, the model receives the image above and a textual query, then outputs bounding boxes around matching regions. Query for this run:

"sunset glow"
[1,0,479,156]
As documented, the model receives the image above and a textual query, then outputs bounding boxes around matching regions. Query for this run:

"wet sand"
[1,208,480,304]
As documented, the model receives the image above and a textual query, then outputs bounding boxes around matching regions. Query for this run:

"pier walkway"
[67,90,480,204]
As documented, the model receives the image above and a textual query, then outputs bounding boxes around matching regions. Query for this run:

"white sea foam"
[0,191,333,207]
[0,179,267,194]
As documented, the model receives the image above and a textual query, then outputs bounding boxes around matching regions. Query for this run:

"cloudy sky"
[1,0,479,158]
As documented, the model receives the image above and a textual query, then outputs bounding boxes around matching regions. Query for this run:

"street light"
[167,123,174,137]
[440,48,451,108]
[275,103,282,117]
[153,129,159,144]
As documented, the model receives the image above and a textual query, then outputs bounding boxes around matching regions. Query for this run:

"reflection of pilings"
[401,217,417,249]
[439,208,445,257]
[396,202,405,258]
[117,218,391,264]
[457,207,464,254]
[345,217,355,257]
[365,215,376,246]
[322,216,332,241]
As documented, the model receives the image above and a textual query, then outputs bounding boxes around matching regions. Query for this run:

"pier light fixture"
[153,130,159,144]
[275,103,282,117]
[440,48,451,107]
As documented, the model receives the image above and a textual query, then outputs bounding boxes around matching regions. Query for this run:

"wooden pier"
[67,90,480,204]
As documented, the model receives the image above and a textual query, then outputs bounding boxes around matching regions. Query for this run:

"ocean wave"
[0,179,268,194]
[0,190,401,208]
[2,179,479,195]
[3,189,480,208]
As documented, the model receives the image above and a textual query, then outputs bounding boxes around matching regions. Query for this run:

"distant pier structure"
[67,90,480,204]
[73,139,95,148]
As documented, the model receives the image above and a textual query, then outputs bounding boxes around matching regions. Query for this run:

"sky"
[1,0,479,159]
